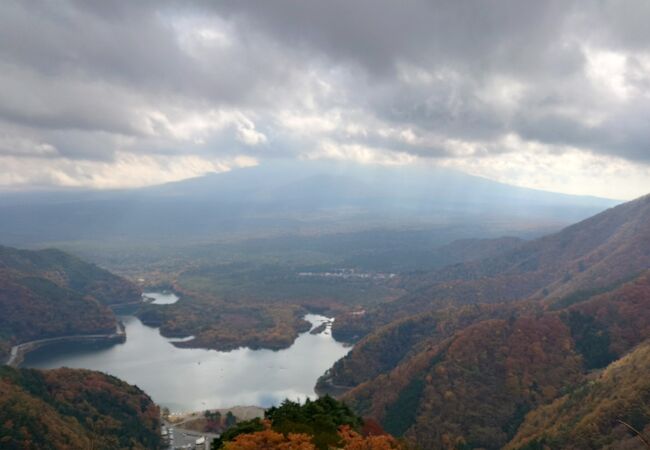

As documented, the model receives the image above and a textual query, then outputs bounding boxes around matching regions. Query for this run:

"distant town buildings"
[297,268,396,280]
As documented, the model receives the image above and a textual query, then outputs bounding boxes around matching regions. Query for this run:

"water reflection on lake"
[23,312,350,412]
[142,291,179,304]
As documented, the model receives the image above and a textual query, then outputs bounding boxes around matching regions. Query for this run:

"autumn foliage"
[506,339,650,449]
[338,425,403,449]
[0,245,141,360]
[0,366,161,449]
[224,427,315,450]
[216,397,404,450]
[337,271,650,449]
[334,194,650,343]
[223,424,403,450]
[324,196,650,449]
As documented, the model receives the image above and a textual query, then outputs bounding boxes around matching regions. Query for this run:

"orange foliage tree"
[222,425,405,450]
[224,429,316,450]
[339,425,404,450]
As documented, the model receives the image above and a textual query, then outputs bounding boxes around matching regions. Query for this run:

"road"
[4,323,125,367]
[164,421,219,449]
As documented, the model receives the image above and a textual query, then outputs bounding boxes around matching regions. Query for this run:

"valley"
[5,2,650,448]
[317,194,650,448]
[1,175,648,449]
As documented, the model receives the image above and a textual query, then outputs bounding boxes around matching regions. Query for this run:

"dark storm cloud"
[0,1,300,112]
[0,0,649,187]
[209,0,595,83]
[206,0,650,162]
[516,101,650,163]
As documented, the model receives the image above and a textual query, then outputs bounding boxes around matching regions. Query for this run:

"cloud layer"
[1,1,649,198]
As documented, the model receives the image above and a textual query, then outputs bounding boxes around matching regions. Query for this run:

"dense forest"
[0,246,141,306]
[131,232,530,352]
[506,339,650,449]
[0,246,140,361]
[138,287,313,351]
[320,194,650,449]
[0,366,160,450]
[333,282,650,448]
[214,396,404,449]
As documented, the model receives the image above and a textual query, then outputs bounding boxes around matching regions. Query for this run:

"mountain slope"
[0,366,160,450]
[320,194,650,449]
[318,303,521,393]
[333,193,650,342]
[0,246,140,305]
[0,245,140,361]
[339,271,650,449]
[0,162,618,245]
[0,272,117,357]
[506,339,650,450]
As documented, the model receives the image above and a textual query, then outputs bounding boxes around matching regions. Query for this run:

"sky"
[0,1,649,199]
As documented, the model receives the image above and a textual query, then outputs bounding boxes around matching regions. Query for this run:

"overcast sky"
[1,1,649,199]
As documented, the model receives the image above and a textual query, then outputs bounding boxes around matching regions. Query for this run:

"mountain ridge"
[0,162,619,245]
[332,192,650,342]
[320,192,650,449]
[0,245,140,361]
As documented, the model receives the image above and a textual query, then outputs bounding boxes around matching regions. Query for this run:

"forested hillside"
[336,272,650,448]
[333,194,650,342]
[0,246,140,361]
[0,273,117,359]
[321,194,650,449]
[0,366,160,450]
[505,340,650,449]
[0,246,140,305]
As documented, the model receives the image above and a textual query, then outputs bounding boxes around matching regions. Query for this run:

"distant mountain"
[0,161,618,245]
[319,193,650,449]
[0,245,140,361]
[0,366,160,449]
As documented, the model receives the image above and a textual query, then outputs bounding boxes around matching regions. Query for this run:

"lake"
[142,291,179,305]
[22,298,350,412]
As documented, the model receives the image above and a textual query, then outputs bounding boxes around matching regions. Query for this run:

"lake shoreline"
[5,322,126,368]
[5,297,335,368]
[20,305,351,412]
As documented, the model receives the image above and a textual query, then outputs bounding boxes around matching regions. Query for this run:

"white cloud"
[306,141,416,166]
[438,134,650,199]
[584,47,631,100]
[0,0,649,199]
[0,152,258,190]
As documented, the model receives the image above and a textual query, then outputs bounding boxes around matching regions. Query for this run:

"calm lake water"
[23,303,350,412]
[142,291,179,305]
